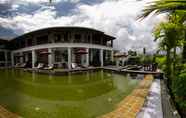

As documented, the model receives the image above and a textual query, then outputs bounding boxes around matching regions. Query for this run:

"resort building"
[0,39,11,67]
[1,27,115,69]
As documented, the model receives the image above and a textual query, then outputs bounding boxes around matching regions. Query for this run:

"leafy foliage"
[172,71,186,108]
[139,0,186,114]
[155,56,166,70]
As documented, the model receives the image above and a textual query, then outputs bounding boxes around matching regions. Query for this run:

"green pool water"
[0,69,141,118]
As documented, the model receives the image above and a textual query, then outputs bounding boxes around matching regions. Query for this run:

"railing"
[13,43,114,53]
[16,41,113,50]
[161,78,181,118]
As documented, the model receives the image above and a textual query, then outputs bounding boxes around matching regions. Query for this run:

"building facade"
[0,39,11,67]
[1,27,115,69]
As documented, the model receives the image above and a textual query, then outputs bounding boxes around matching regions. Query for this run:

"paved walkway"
[136,79,163,118]
[0,105,20,118]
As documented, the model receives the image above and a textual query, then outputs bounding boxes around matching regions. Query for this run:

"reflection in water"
[49,74,53,81]
[101,70,104,80]
[68,73,72,84]
[85,71,90,81]
[0,69,140,118]
[32,72,36,82]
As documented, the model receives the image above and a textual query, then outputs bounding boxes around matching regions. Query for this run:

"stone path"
[99,75,154,118]
[136,79,163,118]
[0,105,20,118]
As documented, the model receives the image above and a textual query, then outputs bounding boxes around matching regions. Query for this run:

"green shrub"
[155,56,166,70]
[176,64,186,74]
[172,71,186,109]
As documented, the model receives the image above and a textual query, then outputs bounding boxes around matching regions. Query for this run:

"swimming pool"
[0,69,141,118]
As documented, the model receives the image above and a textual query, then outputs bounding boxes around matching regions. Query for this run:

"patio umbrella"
[39,49,52,55]
[39,51,52,55]
[114,52,127,58]
[74,49,88,55]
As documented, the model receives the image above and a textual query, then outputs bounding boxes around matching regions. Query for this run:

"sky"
[0,0,165,53]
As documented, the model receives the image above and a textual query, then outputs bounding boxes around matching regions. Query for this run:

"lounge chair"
[20,63,26,68]
[43,64,54,70]
[71,63,78,69]
[14,63,21,68]
[35,63,44,69]
[15,63,26,68]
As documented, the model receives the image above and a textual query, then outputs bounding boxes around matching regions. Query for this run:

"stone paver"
[0,105,20,118]
[99,75,154,118]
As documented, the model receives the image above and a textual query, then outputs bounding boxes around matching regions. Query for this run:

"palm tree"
[153,21,183,82]
[140,0,186,64]
[139,0,186,19]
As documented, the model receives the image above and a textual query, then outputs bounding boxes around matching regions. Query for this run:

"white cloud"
[0,0,165,53]
[0,0,79,4]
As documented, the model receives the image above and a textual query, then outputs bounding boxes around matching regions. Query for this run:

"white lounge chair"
[20,63,26,68]
[36,63,44,69]
[44,64,54,70]
[71,63,78,69]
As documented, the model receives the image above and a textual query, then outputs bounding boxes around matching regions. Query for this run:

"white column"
[48,48,53,66]
[116,59,119,67]
[11,52,14,67]
[86,48,89,67]
[90,49,93,63]
[100,49,103,67]
[111,50,114,62]
[20,52,23,63]
[32,50,36,68]
[5,51,8,67]
[68,47,72,69]
[25,53,29,62]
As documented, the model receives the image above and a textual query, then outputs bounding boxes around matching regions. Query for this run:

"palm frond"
[138,0,186,19]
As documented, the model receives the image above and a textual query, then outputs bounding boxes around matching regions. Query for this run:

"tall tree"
[153,21,183,83]
[140,0,186,63]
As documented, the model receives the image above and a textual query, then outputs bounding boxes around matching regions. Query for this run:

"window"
[75,34,81,39]
[54,34,61,43]
[36,35,48,45]
[27,38,33,46]
[0,51,5,61]
[64,32,68,42]
[54,50,67,62]
[74,34,81,43]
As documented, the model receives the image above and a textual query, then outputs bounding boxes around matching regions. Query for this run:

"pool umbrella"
[39,51,52,55]
[74,49,88,55]
[114,52,127,58]
[39,49,52,55]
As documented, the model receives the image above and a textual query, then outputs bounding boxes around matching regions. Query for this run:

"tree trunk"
[173,47,176,75]
[182,30,186,63]
[166,47,172,88]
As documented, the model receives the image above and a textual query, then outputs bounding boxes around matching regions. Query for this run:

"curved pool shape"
[0,69,141,118]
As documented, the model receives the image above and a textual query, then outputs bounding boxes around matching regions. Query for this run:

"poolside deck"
[20,66,163,77]
[0,105,20,118]
[103,66,163,78]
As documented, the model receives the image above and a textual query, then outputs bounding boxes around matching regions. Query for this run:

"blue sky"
[0,0,164,52]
